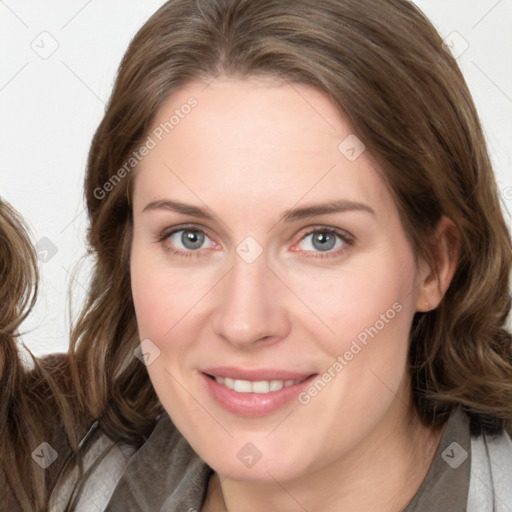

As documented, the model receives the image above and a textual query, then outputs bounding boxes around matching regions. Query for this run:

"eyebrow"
[142,199,215,219]
[142,198,375,222]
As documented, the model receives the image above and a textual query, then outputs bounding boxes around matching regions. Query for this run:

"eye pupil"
[313,232,336,251]
[182,230,204,249]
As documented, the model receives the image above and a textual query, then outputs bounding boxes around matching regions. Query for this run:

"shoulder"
[26,353,135,511]
[49,412,196,511]
[468,428,512,511]
[90,413,210,511]
[49,432,136,512]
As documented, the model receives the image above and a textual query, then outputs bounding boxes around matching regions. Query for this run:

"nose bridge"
[212,248,288,347]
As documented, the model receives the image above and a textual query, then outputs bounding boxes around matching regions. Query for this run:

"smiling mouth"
[205,374,312,394]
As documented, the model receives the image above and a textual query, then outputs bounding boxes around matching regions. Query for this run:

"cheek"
[295,239,418,415]
[130,267,168,341]
[299,248,417,353]
[130,242,220,373]
[130,238,182,351]
[337,257,416,400]
[130,239,198,340]
[130,248,198,410]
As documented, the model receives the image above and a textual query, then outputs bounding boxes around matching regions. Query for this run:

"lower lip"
[201,373,317,417]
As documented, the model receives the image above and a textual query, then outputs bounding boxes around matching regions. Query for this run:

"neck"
[203,405,445,512]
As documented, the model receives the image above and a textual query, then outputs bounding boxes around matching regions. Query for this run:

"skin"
[130,76,459,512]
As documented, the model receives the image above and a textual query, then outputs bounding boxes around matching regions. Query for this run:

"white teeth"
[214,376,306,394]
[252,381,270,393]
[233,379,252,393]
[269,380,284,391]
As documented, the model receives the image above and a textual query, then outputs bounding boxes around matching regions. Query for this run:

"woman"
[47,0,512,510]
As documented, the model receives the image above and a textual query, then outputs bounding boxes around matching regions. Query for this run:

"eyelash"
[157,224,354,260]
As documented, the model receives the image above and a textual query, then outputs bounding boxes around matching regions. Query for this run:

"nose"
[212,250,290,349]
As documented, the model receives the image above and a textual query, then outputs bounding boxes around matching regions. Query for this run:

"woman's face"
[130,77,427,482]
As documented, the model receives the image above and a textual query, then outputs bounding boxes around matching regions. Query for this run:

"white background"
[1,1,511,356]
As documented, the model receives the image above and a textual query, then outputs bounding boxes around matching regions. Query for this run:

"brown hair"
[64,0,511,504]
[0,200,82,511]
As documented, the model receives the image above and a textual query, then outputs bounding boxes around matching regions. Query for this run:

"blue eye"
[157,225,216,258]
[294,227,353,258]
[301,231,340,251]
[169,229,208,250]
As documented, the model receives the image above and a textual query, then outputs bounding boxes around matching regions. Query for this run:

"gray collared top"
[403,407,470,511]
[103,408,470,511]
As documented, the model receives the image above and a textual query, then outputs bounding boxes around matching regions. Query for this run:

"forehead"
[133,78,393,219]
[146,77,347,162]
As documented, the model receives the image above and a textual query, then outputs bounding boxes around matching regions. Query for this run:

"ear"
[415,216,461,312]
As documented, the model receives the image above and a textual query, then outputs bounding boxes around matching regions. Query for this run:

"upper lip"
[201,366,316,381]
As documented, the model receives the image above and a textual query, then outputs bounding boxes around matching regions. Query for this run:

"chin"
[195,436,314,482]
